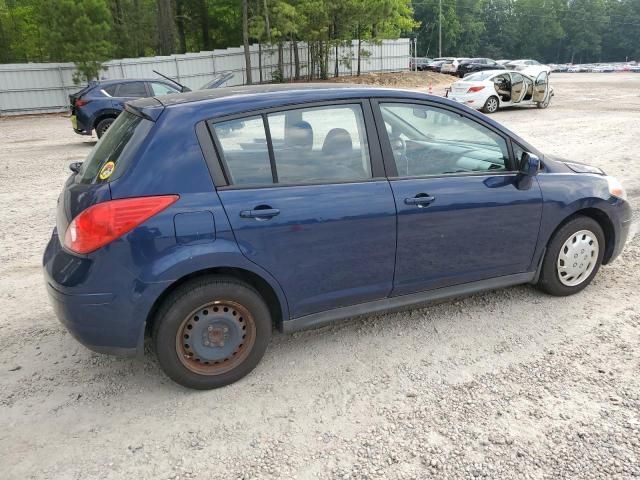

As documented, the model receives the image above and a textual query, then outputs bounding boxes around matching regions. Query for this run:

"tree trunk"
[278,41,284,78]
[293,40,300,80]
[357,34,362,76]
[156,0,176,55]
[175,0,187,54]
[263,0,271,43]
[242,0,252,84]
[200,0,210,50]
[258,43,263,83]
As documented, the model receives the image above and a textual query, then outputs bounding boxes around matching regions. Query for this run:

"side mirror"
[517,152,540,190]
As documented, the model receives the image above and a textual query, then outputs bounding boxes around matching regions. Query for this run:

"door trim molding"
[282,271,535,333]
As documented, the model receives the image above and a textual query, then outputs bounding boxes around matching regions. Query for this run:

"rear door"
[211,101,397,319]
[372,100,543,296]
[510,73,527,103]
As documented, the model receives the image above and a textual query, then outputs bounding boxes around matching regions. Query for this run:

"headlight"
[606,176,627,201]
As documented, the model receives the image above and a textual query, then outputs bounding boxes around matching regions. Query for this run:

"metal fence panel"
[0,38,410,116]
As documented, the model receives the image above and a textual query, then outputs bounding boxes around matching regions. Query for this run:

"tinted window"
[213,116,273,186]
[103,85,118,96]
[78,111,152,184]
[267,104,372,184]
[150,82,180,96]
[117,82,148,98]
[380,103,510,177]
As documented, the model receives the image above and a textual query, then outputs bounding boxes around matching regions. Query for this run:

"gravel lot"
[1,73,639,480]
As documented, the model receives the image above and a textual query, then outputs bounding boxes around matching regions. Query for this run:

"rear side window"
[211,103,372,187]
[103,85,118,96]
[78,111,152,184]
[212,116,273,186]
[117,82,148,98]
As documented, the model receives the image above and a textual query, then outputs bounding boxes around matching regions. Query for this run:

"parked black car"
[457,58,500,77]
[410,57,434,71]
[424,58,452,72]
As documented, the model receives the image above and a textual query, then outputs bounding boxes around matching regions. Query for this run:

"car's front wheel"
[537,216,605,296]
[536,95,551,109]
[482,96,500,114]
[153,276,272,389]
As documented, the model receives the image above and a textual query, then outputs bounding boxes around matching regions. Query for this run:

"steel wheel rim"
[176,300,256,376]
[556,229,599,286]
[98,122,112,137]
[487,98,498,112]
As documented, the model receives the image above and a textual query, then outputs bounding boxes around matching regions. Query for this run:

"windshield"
[78,111,152,184]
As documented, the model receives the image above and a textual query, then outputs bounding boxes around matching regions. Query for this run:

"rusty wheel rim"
[176,300,256,376]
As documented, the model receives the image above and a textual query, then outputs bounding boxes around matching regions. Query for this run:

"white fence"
[0,39,410,116]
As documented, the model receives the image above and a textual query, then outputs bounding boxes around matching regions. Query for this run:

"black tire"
[536,95,551,109]
[482,96,500,114]
[95,117,115,138]
[537,216,605,296]
[152,276,272,389]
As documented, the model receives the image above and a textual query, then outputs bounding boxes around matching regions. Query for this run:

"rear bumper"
[43,231,170,357]
[45,281,141,356]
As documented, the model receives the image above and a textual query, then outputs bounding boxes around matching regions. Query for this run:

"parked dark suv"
[45,84,632,389]
[70,78,190,138]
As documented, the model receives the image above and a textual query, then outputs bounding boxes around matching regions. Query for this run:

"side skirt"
[282,272,536,333]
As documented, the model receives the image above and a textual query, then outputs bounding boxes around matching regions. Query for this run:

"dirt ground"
[1,73,639,480]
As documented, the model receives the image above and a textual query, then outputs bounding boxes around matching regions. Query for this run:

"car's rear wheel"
[153,276,271,389]
[537,216,605,296]
[95,117,115,138]
[482,96,499,114]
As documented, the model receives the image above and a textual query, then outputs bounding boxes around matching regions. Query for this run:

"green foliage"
[0,0,637,74]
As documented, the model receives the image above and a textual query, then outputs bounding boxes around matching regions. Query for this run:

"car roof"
[95,78,174,86]
[130,83,430,112]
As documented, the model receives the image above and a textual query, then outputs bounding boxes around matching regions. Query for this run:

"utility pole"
[438,0,442,57]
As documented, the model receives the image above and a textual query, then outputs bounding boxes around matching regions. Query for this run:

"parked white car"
[447,70,553,114]
[505,59,551,75]
[440,58,470,75]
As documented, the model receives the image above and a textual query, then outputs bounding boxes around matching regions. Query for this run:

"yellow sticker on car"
[99,161,116,180]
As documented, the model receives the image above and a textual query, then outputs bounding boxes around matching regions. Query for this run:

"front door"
[532,71,550,103]
[212,103,397,318]
[374,101,543,296]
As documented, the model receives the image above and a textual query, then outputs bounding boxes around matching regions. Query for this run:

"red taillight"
[75,99,88,107]
[467,86,485,93]
[64,195,179,254]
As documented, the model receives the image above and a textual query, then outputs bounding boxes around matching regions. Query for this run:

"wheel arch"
[546,207,616,264]
[92,110,120,130]
[145,267,287,337]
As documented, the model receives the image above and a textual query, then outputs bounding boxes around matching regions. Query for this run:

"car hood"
[544,154,605,175]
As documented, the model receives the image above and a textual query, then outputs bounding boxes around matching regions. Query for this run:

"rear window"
[78,111,152,184]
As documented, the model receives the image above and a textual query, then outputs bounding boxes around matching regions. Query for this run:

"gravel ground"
[1,73,639,480]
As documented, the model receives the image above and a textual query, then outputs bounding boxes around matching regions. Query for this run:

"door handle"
[404,195,435,206]
[240,208,280,219]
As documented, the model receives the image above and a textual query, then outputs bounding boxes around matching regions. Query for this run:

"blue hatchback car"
[44,85,632,389]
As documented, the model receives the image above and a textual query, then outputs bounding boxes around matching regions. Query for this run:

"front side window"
[150,82,180,96]
[213,116,273,186]
[268,104,371,184]
[380,103,510,177]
